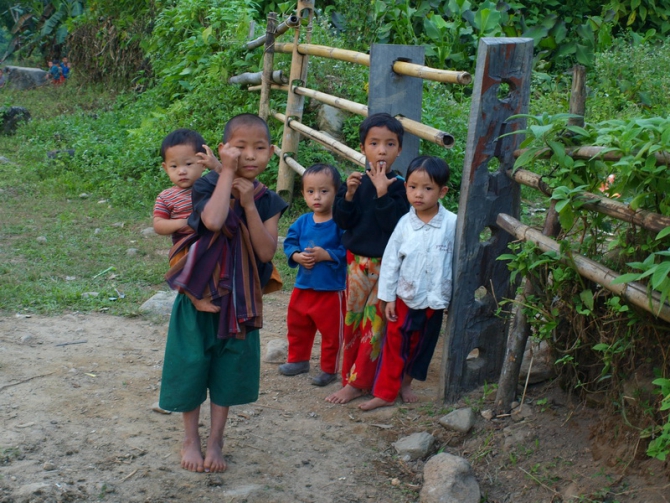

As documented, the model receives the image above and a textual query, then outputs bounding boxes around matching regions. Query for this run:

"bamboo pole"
[275,42,371,65]
[272,111,366,167]
[229,70,287,86]
[507,168,670,233]
[245,14,300,51]
[275,0,314,203]
[513,146,670,166]
[496,213,670,323]
[258,12,277,121]
[249,83,456,148]
[274,146,306,175]
[392,60,472,85]
[274,43,473,85]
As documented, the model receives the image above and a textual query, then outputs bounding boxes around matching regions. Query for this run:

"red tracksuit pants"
[286,288,345,374]
[372,298,444,402]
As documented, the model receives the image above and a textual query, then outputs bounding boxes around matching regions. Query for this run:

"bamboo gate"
[232,2,670,410]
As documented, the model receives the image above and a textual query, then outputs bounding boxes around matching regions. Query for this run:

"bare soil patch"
[0,291,668,502]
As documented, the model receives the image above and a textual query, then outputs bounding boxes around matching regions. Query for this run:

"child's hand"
[217,142,240,173]
[196,144,223,173]
[304,246,331,263]
[232,178,255,209]
[367,160,396,198]
[293,251,316,269]
[345,172,363,201]
[384,301,398,323]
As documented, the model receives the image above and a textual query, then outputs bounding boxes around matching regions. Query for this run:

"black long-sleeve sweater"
[332,172,409,258]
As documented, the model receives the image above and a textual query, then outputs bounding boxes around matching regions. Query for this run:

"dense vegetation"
[1,0,669,463]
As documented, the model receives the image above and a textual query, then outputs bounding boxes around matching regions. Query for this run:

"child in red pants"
[279,164,346,386]
[360,156,457,410]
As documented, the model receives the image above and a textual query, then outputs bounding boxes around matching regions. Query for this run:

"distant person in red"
[47,60,62,84]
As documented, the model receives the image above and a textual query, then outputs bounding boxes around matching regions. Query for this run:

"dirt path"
[1,291,668,503]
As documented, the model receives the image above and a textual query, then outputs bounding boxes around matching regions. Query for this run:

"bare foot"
[187,293,221,313]
[181,437,204,472]
[203,438,227,473]
[400,385,419,403]
[359,397,394,411]
[325,384,364,404]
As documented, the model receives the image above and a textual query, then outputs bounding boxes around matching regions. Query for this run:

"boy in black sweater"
[325,113,410,404]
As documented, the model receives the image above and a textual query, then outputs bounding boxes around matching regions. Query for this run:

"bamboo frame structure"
[508,168,670,233]
[513,146,670,166]
[274,43,472,85]
[245,14,300,50]
[271,111,366,167]
[497,213,670,323]
[248,83,455,148]
[274,146,306,175]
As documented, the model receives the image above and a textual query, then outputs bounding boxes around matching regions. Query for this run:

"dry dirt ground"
[1,290,669,503]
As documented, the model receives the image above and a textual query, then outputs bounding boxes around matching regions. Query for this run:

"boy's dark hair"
[406,156,450,187]
[303,163,342,191]
[160,128,206,160]
[222,113,271,143]
[359,112,404,147]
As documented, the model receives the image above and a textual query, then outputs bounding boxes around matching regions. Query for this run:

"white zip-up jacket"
[378,205,457,310]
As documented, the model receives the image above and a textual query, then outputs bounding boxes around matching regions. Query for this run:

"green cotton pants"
[159,294,261,412]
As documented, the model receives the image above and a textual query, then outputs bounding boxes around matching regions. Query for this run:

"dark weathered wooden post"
[258,12,277,122]
[440,38,534,403]
[368,44,424,175]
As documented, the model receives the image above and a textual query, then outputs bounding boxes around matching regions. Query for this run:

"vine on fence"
[501,113,670,461]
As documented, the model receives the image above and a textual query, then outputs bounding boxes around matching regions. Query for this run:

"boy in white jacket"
[360,156,457,410]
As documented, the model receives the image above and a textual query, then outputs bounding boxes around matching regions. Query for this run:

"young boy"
[360,156,457,411]
[153,128,221,313]
[326,113,410,404]
[279,164,346,386]
[159,114,288,473]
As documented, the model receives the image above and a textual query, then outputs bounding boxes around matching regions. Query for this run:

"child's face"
[360,126,402,173]
[405,169,448,215]
[162,144,206,189]
[302,172,337,216]
[225,124,274,181]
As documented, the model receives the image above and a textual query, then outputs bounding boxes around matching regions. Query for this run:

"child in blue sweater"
[279,164,347,386]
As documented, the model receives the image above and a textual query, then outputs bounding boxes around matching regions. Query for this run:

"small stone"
[391,478,400,486]
[438,407,476,434]
[264,339,288,363]
[65,276,76,281]
[79,193,89,199]
[112,222,125,228]
[94,228,101,234]
[20,334,34,344]
[36,236,47,243]
[97,199,108,204]
[141,227,157,237]
[511,400,519,409]
[43,461,57,471]
[480,409,495,420]
[126,248,138,256]
[82,292,99,298]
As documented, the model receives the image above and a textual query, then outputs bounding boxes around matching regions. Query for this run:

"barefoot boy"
[326,113,410,404]
[153,128,221,313]
[159,114,287,473]
[279,163,346,386]
[360,156,456,411]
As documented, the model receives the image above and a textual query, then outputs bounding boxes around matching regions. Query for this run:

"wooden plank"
[440,38,534,403]
[368,44,424,175]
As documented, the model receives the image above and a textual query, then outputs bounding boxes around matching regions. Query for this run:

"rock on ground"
[420,452,480,503]
[439,407,475,434]
[393,431,434,461]
[139,290,177,316]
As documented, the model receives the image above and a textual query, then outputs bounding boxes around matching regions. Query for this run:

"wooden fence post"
[368,44,424,175]
[258,12,277,121]
[440,38,534,403]
[276,0,314,203]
